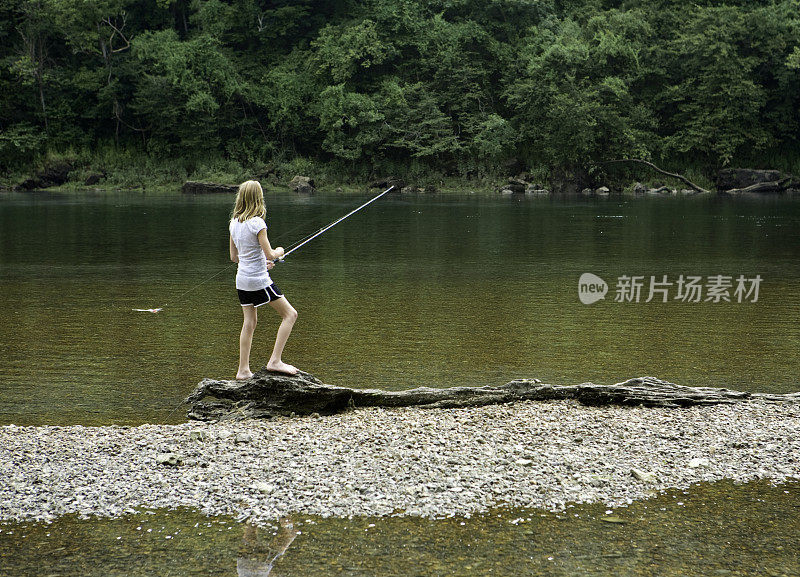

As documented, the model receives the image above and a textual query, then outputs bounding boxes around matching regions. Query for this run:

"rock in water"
[288,175,316,194]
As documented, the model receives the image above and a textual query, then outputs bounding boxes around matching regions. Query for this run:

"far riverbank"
[1,152,734,197]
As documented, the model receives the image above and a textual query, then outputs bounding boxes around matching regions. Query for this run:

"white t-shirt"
[229,217,273,291]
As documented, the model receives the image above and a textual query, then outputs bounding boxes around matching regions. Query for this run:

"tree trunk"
[720,179,790,195]
[185,370,799,421]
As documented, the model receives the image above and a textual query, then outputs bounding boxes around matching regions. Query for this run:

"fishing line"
[273,185,394,264]
[139,217,312,312]
[133,186,394,313]
[277,191,388,254]
[164,395,189,420]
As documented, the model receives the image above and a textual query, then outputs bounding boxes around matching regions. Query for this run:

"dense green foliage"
[1,0,799,183]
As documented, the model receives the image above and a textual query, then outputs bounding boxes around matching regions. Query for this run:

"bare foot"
[266,361,298,375]
[235,371,253,380]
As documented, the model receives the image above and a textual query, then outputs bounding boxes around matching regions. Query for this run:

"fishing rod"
[133,185,394,313]
[272,185,394,264]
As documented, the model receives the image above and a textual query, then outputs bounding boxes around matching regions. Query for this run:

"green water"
[1,480,798,576]
[0,191,798,425]
[1,190,799,575]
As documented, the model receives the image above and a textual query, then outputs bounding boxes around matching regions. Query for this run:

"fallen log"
[717,168,783,191]
[720,178,790,195]
[185,370,799,421]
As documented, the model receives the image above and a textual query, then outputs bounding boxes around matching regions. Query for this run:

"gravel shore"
[2,400,799,526]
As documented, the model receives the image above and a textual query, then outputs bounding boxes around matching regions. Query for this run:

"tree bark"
[185,370,799,421]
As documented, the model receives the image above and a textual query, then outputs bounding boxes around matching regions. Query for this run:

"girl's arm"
[229,235,239,263]
[257,228,285,261]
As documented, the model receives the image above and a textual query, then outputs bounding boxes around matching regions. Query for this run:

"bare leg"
[237,305,258,379]
[266,297,298,375]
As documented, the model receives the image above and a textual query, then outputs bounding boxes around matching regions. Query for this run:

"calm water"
[1,190,799,576]
[0,191,798,425]
[1,480,799,576]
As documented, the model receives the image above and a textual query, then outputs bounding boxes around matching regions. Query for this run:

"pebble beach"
[2,399,799,527]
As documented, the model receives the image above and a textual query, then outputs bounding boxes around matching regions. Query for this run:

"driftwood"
[185,370,799,422]
[602,159,710,194]
[721,178,791,195]
[717,168,783,191]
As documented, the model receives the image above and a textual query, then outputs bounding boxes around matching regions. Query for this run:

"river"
[1,190,798,575]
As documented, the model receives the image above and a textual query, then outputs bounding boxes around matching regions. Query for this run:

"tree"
[46,0,134,141]
[506,10,656,170]
[316,83,384,161]
[8,0,55,131]
[129,29,239,154]
[653,5,772,166]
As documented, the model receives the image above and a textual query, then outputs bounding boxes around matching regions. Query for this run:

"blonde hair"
[231,180,266,222]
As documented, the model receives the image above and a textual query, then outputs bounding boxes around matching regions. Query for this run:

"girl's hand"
[266,260,275,270]
[257,229,284,261]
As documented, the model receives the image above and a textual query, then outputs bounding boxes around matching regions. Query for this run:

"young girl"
[229,180,298,379]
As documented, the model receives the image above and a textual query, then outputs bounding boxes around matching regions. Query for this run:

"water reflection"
[238,518,298,577]
[1,479,798,576]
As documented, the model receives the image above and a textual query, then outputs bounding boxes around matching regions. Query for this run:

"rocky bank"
[1,397,799,527]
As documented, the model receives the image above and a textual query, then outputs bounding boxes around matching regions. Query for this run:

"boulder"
[595,186,610,196]
[182,181,238,194]
[288,175,316,194]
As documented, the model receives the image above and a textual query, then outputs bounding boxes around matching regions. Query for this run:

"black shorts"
[237,284,284,307]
